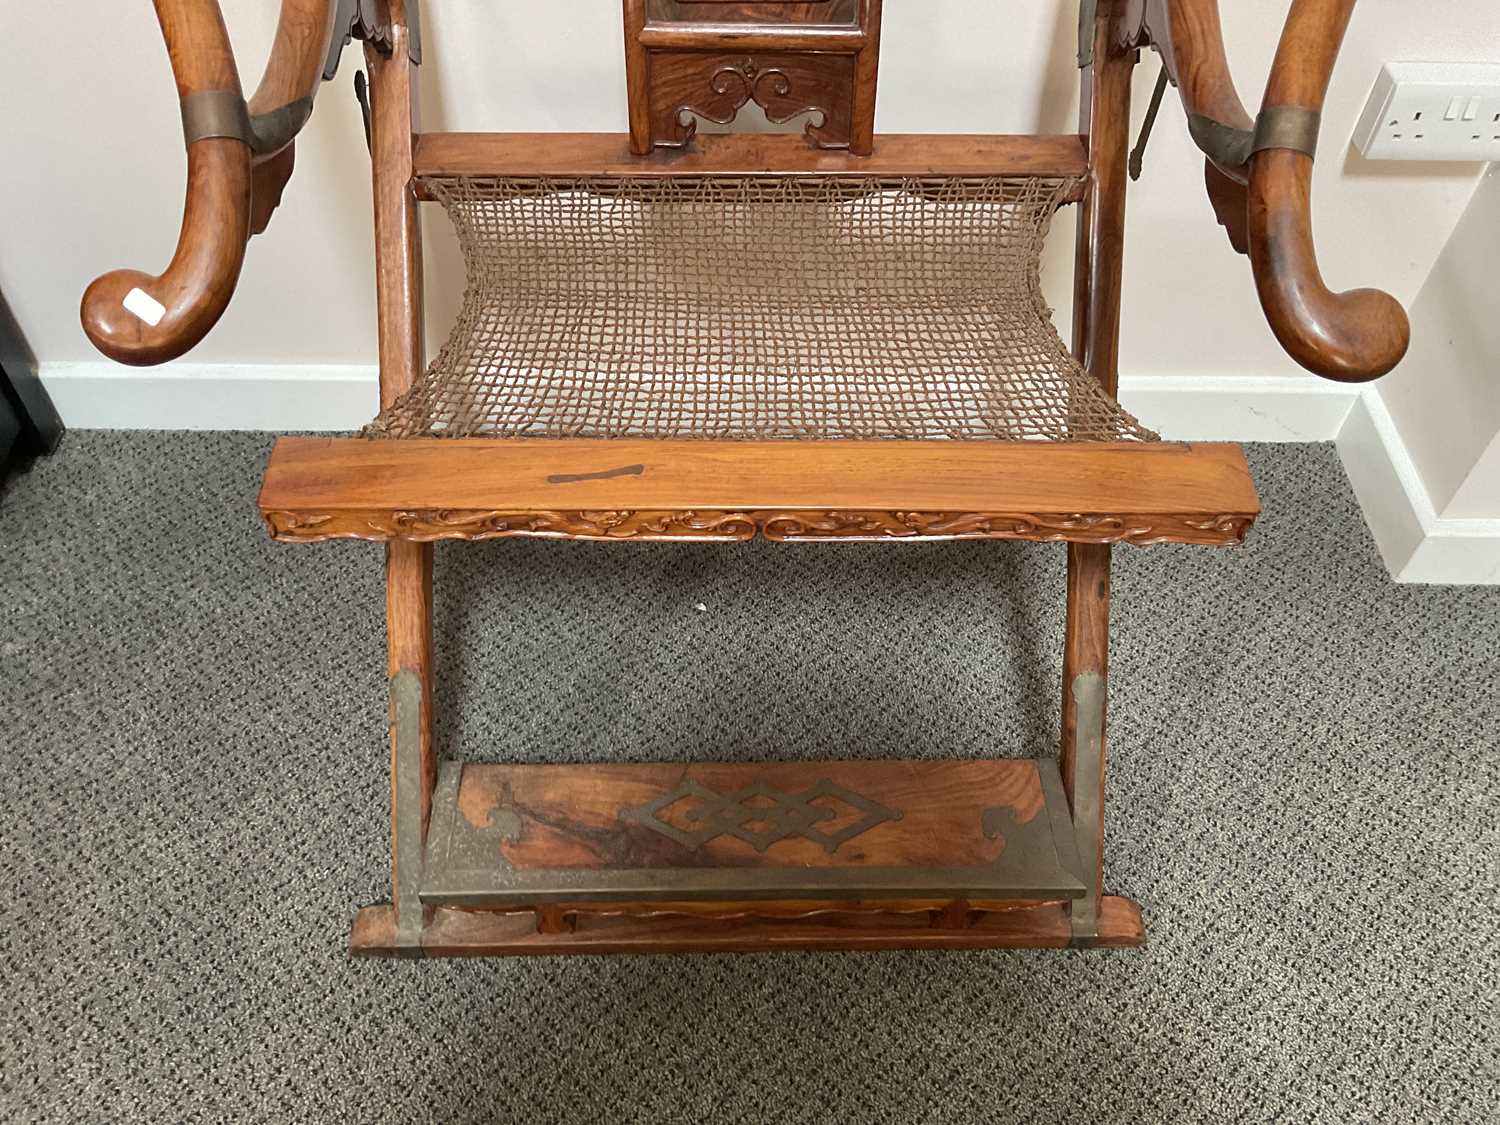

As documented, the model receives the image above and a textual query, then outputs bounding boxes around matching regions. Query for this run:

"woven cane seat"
[367,174,1158,443]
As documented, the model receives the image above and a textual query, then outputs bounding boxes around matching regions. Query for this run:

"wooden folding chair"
[85,0,1408,957]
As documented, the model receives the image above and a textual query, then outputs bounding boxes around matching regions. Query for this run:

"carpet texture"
[1,432,1496,1124]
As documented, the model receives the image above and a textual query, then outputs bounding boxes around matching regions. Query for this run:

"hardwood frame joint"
[181,90,318,159]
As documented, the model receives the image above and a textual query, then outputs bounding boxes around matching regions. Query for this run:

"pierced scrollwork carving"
[264,508,1255,547]
[651,50,856,149]
[677,57,833,145]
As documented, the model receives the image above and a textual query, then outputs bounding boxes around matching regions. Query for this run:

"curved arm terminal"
[1246,0,1410,381]
[1136,0,1410,381]
[82,1,339,366]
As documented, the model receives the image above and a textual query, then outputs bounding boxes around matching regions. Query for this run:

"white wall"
[1,0,1495,384]
[1378,167,1500,520]
[1334,164,1500,585]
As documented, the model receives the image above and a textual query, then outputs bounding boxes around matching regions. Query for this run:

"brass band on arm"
[180,90,254,148]
[1139,0,1409,382]
[1251,105,1321,159]
[181,89,315,157]
[82,0,346,368]
[1187,104,1322,182]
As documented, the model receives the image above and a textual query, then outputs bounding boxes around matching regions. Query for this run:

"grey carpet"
[1,432,1496,1124]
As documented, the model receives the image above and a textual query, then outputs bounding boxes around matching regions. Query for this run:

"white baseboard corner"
[1337,393,1500,586]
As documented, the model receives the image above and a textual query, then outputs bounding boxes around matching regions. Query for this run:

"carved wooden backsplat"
[624,0,881,155]
[650,52,856,149]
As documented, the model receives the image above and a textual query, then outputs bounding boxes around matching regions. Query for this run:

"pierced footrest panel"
[420,758,1087,910]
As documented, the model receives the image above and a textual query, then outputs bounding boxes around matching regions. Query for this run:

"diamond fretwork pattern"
[621,779,901,854]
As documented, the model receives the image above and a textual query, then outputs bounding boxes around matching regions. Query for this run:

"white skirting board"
[36,363,1500,584]
[38,363,379,433]
[1336,392,1500,586]
[39,364,1361,440]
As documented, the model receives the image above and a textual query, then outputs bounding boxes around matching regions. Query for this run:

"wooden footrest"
[419,758,1087,911]
[259,438,1259,546]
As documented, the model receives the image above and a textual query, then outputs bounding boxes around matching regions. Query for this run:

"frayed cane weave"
[367,175,1159,443]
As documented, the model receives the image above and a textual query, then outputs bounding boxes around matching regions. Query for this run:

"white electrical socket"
[1353,62,1500,162]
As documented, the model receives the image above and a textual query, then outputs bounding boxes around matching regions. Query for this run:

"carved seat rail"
[258,437,1259,546]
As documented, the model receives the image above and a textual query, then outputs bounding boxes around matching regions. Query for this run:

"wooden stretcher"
[84,0,1409,957]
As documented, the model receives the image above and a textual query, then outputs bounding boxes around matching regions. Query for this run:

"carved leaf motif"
[265,509,1254,547]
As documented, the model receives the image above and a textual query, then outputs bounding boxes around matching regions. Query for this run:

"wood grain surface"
[444,758,1044,874]
[259,438,1260,546]
[412,131,1090,187]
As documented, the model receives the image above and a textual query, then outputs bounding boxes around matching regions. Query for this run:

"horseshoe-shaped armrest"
[81,1,337,366]
[1248,1,1409,381]
[1141,0,1411,382]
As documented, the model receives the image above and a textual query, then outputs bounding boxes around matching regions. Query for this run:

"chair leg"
[1061,542,1110,945]
[387,540,435,956]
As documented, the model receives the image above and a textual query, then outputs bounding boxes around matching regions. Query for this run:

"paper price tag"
[123,287,167,327]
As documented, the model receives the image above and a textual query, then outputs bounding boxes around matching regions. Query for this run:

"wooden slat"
[258,438,1259,547]
[411,132,1090,188]
[636,24,866,50]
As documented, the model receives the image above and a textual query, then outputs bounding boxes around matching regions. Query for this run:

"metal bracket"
[1133,0,1179,82]
[353,70,373,154]
[391,668,427,957]
[249,96,315,157]
[1067,671,1106,945]
[1188,103,1321,184]
[325,0,422,82]
[1129,65,1172,181]
[1187,113,1256,179]
[180,91,314,158]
